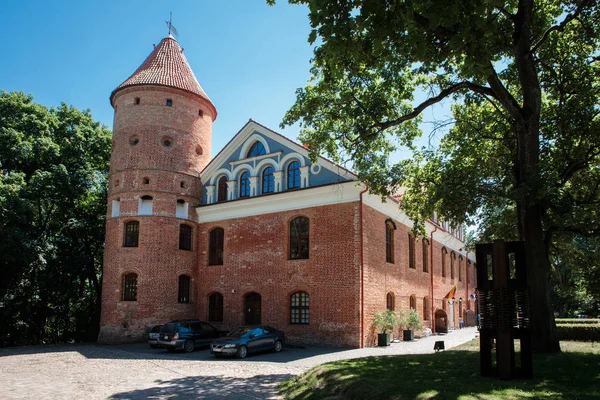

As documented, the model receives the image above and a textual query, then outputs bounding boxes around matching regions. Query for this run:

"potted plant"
[373,309,399,346]
[399,309,423,341]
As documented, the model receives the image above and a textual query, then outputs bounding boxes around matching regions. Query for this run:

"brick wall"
[98,84,209,344]
[361,204,472,346]
[196,201,362,347]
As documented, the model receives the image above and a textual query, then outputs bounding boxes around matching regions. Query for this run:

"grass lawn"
[279,340,600,399]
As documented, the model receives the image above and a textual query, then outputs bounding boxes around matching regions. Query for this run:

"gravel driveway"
[0,327,478,399]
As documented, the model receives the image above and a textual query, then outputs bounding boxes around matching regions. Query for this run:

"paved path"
[0,327,478,399]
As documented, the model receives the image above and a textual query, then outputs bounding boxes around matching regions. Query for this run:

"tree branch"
[531,0,592,54]
[374,81,497,132]
[484,63,523,121]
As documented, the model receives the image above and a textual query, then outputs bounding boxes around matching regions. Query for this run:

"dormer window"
[247,141,266,158]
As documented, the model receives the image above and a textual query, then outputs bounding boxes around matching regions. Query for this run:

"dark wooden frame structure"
[476,240,533,379]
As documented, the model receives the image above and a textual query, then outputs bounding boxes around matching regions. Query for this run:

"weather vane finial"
[166,12,178,37]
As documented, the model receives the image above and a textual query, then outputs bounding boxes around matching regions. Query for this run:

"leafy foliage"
[272,0,600,352]
[372,309,399,334]
[398,308,423,331]
[0,91,111,346]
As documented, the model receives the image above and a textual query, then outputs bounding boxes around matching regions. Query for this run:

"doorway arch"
[244,292,261,324]
[435,309,448,333]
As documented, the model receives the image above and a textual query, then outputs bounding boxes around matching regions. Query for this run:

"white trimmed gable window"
[138,195,153,216]
[247,141,266,157]
[176,199,188,219]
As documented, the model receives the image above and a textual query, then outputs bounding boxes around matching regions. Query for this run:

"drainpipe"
[359,184,368,348]
[430,224,438,331]
[465,250,470,310]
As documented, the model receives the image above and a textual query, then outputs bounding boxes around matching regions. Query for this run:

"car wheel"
[237,345,248,359]
[183,340,195,353]
[274,340,283,353]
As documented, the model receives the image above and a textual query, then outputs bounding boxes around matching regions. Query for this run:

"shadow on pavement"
[0,342,348,364]
[108,373,293,399]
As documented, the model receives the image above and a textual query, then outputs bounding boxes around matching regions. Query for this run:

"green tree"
[271,0,600,352]
[0,91,111,346]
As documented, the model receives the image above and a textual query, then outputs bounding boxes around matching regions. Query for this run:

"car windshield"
[227,327,253,338]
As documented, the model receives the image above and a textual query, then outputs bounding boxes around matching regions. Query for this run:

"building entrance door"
[434,309,448,333]
[244,292,261,325]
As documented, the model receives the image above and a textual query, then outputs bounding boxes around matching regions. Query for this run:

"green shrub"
[373,310,399,334]
[556,318,599,325]
[556,324,600,342]
[398,308,422,331]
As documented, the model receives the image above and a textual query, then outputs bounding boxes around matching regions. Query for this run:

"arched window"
[217,176,228,202]
[451,251,456,279]
[122,273,137,301]
[422,239,429,272]
[262,166,274,194]
[179,224,192,251]
[459,255,464,281]
[290,291,309,324]
[209,228,224,265]
[208,292,223,322]
[441,247,448,277]
[287,161,301,189]
[247,141,266,157]
[239,171,250,198]
[410,295,416,310]
[386,292,395,311]
[178,275,190,303]
[423,297,429,320]
[386,220,395,263]
[124,221,139,247]
[408,234,416,269]
[289,216,309,259]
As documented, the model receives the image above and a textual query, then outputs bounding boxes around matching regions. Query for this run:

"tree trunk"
[512,0,560,353]
[521,198,561,353]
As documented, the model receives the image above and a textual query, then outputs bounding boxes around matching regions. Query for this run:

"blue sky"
[1,0,448,158]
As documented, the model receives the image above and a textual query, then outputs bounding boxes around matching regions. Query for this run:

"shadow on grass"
[108,373,293,399]
[280,342,600,399]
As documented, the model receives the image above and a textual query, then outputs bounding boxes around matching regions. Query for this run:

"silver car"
[148,324,163,348]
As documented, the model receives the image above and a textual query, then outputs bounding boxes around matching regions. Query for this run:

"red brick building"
[98,35,476,347]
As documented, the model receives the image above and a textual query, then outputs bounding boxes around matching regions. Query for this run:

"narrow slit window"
[178,275,190,303]
[179,224,192,251]
[209,228,224,265]
[122,273,137,301]
[289,217,309,259]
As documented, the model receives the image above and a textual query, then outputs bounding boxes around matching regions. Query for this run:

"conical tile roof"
[111,35,215,113]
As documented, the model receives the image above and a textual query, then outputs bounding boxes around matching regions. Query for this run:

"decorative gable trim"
[238,133,270,160]
[200,120,358,183]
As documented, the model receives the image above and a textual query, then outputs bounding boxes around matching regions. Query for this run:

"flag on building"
[443,285,457,300]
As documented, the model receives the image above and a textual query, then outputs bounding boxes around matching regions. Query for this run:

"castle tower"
[98,35,216,343]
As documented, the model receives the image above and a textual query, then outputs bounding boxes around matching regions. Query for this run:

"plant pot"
[377,333,391,346]
[403,329,414,341]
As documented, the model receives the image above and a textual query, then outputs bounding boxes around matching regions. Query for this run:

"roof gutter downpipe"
[359,183,368,348]
[430,224,438,330]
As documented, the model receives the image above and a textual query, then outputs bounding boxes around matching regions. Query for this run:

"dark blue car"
[210,325,285,358]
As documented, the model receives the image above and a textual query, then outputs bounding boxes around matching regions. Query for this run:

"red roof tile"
[111,35,215,112]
